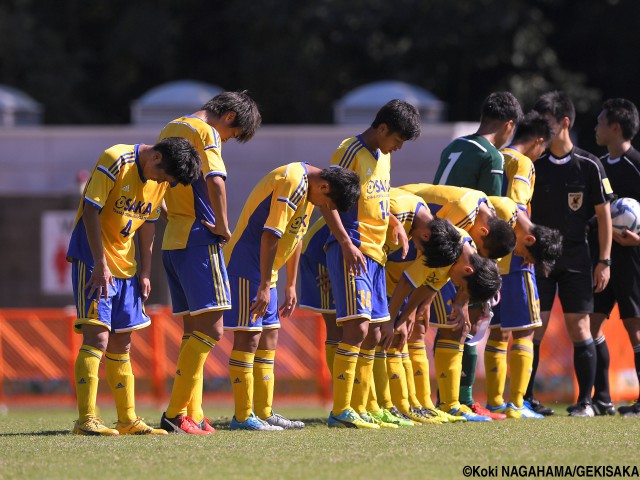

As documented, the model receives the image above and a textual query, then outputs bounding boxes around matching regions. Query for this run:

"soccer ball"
[610,197,640,234]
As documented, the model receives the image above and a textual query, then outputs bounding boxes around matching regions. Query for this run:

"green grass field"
[1,404,639,480]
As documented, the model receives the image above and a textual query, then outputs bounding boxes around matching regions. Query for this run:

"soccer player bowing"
[223,163,360,430]
[67,138,201,435]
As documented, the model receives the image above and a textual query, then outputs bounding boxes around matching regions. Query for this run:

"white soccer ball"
[611,197,640,234]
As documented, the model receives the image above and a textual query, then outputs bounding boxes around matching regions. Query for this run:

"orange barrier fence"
[0,302,637,405]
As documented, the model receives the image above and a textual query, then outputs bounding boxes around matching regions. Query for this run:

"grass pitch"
[1,404,639,480]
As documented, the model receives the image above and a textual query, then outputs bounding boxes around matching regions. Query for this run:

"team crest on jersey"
[568,192,583,211]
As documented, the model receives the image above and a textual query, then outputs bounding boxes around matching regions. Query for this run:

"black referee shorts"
[536,243,593,314]
[593,242,640,319]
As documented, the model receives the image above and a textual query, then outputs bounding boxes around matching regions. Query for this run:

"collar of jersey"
[356,134,380,160]
[134,144,146,183]
[548,153,572,165]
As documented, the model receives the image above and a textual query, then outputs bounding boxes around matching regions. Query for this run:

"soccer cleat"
[591,399,616,416]
[424,407,467,423]
[161,412,210,435]
[361,412,398,429]
[327,409,380,429]
[403,408,442,425]
[230,413,283,431]
[387,407,417,426]
[485,403,507,414]
[469,402,506,420]
[262,412,305,429]
[371,408,413,427]
[116,417,168,435]
[505,402,544,419]
[524,398,555,416]
[618,401,640,417]
[199,417,217,433]
[568,402,595,418]
[73,417,119,436]
[448,404,492,422]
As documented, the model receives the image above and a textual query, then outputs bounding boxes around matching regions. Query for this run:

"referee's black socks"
[573,338,596,404]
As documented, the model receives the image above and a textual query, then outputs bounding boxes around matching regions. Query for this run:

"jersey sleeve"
[477,151,504,196]
[506,160,534,206]
[202,134,227,180]
[84,151,117,210]
[402,257,450,291]
[589,157,614,206]
[264,167,308,237]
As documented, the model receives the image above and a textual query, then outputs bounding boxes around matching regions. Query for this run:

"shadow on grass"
[208,416,327,430]
[0,430,71,436]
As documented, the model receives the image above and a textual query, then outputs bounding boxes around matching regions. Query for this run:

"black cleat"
[568,401,595,417]
[524,398,555,416]
[618,401,640,417]
[592,399,616,416]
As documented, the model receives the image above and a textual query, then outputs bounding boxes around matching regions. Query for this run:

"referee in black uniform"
[590,98,640,417]
[526,91,614,417]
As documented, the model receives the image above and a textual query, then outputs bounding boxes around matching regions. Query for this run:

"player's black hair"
[526,224,563,277]
[154,137,201,185]
[534,91,576,129]
[420,218,464,268]
[480,92,523,124]
[602,98,640,141]
[466,254,502,302]
[202,90,262,143]
[371,99,421,141]
[320,167,361,212]
[482,216,516,259]
[512,110,553,144]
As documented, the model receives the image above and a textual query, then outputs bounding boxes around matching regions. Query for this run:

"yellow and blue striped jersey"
[326,135,391,265]
[489,195,531,275]
[400,184,494,232]
[67,144,166,278]
[301,216,330,264]
[501,147,535,210]
[401,227,475,292]
[384,188,428,295]
[224,162,315,285]
[158,115,226,250]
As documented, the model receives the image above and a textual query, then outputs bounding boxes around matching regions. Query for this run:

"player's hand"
[201,220,231,244]
[316,271,332,294]
[379,320,395,351]
[85,262,115,300]
[394,321,409,350]
[279,285,297,318]
[341,242,367,275]
[139,274,151,302]
[250,284,271,321]
[393,223,410,259]
[447,303,470,333]
[613,229,640,247]
[593,262,610,293]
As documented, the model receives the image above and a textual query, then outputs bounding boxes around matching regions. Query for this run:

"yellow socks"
[434,339,463,411]
[409,342,435,409]
[105,352,136,424]
[254,349,276,419]
[229,350,255,422]
[180,334,204,423]
[350,348,375,414]
[402,345,421,408]
[332,342,359,414]
[74,344,102,422]
[166,331,216,419]
[485,339,509,407]
[509,338,534,408]
[366,373,381,412]
[325,340,338,377]
[387,348,411,413]
[373,347,393,409]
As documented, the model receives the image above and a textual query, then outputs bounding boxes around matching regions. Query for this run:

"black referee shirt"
[600,146,640,201]
[531,147,613,245]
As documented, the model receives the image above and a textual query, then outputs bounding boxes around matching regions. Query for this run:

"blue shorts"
[299,254,335,313]
[71,259,150,334]
[325,242,390,324]
[162,244,231,316]
[490,270,541,331]
[429,281,457,329]
[223,276,280,331]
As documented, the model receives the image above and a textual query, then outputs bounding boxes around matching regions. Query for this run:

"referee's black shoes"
[524,398,555,416]
[618,400,640,417]
[567,398,615,416]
